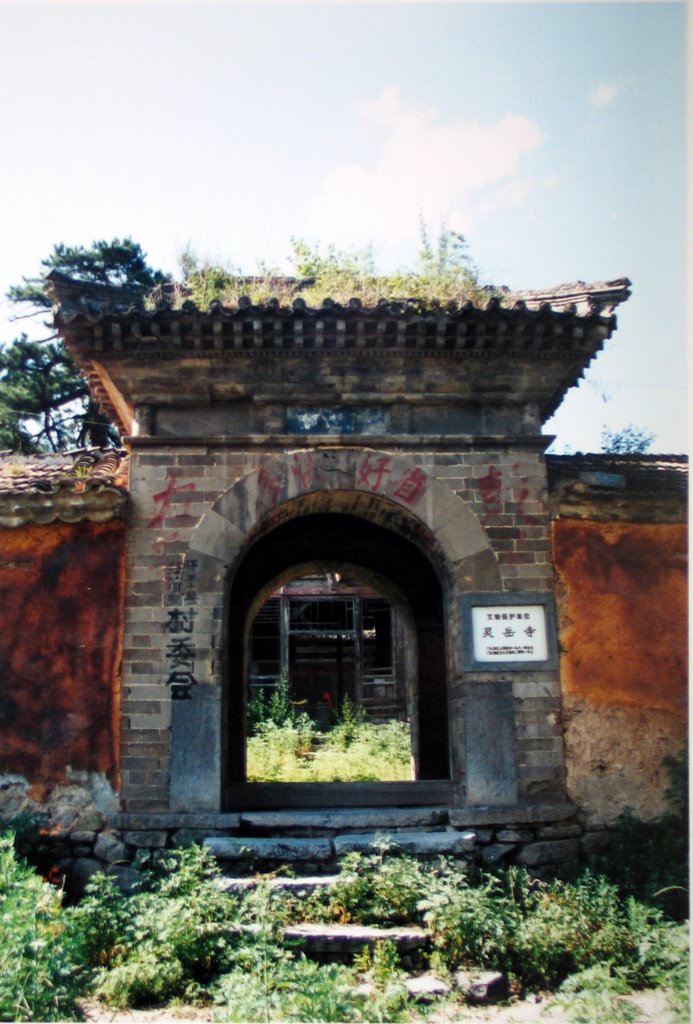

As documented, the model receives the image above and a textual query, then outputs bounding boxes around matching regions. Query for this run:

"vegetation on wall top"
[175,224,499,311]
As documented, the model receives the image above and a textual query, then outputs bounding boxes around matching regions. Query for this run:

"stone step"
[333,830,476,856]
[204,835,332,863]
[239,806,448,834]
[204,829,476,869]
[217,874,340,894]
[284,922,428,958]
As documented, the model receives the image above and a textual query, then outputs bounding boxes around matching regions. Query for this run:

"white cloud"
[589,82,621,108]
[307,86,545,256]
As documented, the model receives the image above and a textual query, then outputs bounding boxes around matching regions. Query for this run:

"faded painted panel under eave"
[0,520,125,791]
[552,519,687,718]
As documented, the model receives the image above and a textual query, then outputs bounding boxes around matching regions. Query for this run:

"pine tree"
[1,239,168,453]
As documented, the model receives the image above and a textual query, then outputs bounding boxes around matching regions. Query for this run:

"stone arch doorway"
[183,448,502,810]
[225,507,449,801]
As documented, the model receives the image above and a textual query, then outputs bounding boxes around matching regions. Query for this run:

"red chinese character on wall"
[478,465,502,513]
[258,463,285,505]
[147,477,197,529]
[392,467,428,505]
[290,452,314,491]
[357,454,392,492]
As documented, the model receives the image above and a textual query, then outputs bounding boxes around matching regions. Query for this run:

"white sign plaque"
[470,604,548,663]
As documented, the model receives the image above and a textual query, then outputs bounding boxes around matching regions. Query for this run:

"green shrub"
[65,872,129,968]
[246,717,411,782]
[624,901,690,1021]
[317,847,450,926]
[420,867,651,991]
[180,226,496,311]
[507,871,636,989]
[421,867,518,973]
[0,834,83,1021]
[73,845,240,1008]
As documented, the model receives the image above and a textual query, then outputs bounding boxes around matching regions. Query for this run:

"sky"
[0,0,687,454]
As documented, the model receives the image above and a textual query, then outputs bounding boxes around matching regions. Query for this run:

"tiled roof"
[547,453,688,522]
[0,448,128,527]
[46,272,632,435]
[46,270,631,320]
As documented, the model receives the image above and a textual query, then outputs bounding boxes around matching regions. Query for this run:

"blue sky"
[0,1,687,453]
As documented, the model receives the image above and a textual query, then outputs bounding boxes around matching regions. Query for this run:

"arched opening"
[246,568,416,783]
[224,508,451,807]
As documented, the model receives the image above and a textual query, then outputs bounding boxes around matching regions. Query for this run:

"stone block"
[240,808,447,832]
[63,857,102,899]
[405,975,451,1001]
[94,832,129,864]
[463,680,518,806]
[122,830,168,848]
[536,823,582,840]
[481,843,516,865]
[170,686,221,812]
[495,829,534,843]
[515,839,580,867]
[468,828,494,843]
[580,830,613,857]
[284,923,428,956]
[333,831,474,857]
[455,970,510,1005]
[449,802,576,828]
[69,830,97,844]
[105,864,146,896]
[204,836,333,862]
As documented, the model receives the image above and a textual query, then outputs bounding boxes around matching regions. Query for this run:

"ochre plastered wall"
[553,519,687,823]
[0,520,125,795]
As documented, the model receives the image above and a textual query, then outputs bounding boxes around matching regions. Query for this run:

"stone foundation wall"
[1,780,589,892]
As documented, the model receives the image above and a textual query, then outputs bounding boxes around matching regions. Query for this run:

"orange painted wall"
[553,519,687,718]
[0,520,126,790]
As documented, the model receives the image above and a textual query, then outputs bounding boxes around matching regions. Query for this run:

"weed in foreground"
[0,834,83,1022]
[70,845,240,1009]
[551,965,638,1024]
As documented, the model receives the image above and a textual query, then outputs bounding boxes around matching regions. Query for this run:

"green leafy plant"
[0,834,83,1021]
[66,872,129,968]
[76,845,240,1008]
[320,846,439,926]
[329,694,366,748]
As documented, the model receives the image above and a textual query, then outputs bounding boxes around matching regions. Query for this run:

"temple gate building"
[0,272,686,875]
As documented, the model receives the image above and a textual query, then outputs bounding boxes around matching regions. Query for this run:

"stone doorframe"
[170,448,503,812]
